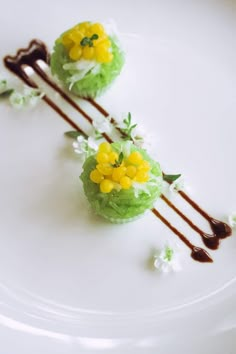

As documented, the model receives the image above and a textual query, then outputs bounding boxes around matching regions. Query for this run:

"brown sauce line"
[15,41,231,241]
[87,99,232,240]
[37,62,231,242]
[29,57,226,250]
[32,61,113,144]
[4,58,87,135]
[151,208,212,263]
[161,195,219,250]
[3,39,217,263]
[178,190,232,239]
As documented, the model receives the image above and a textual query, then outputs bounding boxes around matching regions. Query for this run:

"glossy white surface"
[0,0,235,353]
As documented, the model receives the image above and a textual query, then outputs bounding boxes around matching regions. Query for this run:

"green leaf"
[64,130,86,139]
[80,37,91,47]
[120,112,140,142]
[163,173,181,183]
[94,130,103,140]
[112,152,124,167]
[0,89,14,98]
[127,112,131,125]
[90,33,99,41]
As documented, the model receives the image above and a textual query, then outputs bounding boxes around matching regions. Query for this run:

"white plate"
[0,0,235,353]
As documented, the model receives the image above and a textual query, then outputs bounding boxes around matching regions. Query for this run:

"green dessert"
[80,141,163,223]
[50,21,124,98]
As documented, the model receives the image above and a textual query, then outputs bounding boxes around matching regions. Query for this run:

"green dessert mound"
[50,35,124,98]
[80,143,163,223]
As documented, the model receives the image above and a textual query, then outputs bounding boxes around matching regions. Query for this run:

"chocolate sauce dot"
[210,218,232,239]
[201,233,220,250]
[191,247,213,263]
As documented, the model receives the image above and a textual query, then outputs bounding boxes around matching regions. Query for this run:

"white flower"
[228,212,236,228]
[93,118,111,134]
[23,86,44,106]
[73,135,87,154]
[130,123,152,149]
[169,175,185,193]
[73,135,98,160]
[0,79,7,94]
[153,244,182,273]
[87,136,99,151]
[9,86,44,109]
[9,91,25,109]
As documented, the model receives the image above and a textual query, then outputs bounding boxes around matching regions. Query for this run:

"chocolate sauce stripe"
[161,195,219,250]
[87,99,232,240]
[30,63,217,250]
[6,40,230,242]
[31,62,231,243]
[30,59,229,247]
[31,67,217,256]
[3,40,220,263]
[32,62,113,143]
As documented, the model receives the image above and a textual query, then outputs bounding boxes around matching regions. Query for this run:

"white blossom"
[153,244,182,273]
[9,86,44,109]
[73,135,98,160]
[87,136,99,151]
[23,86,44,106]
[9,91,25,109]
[93,118,111,134]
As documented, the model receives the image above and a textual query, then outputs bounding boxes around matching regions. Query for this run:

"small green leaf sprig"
[80,34,99,47]
[119,112,137,140]
[162,173,181,183]
[112,152,124,167]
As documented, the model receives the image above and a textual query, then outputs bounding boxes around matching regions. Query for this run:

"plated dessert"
[2,21,233,266]
[51,21,124,98]
[80,141,163,223]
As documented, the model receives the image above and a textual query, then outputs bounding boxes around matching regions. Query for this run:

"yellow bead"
[135,170,149,183]
[93,35,107,46]
[89,23,105,37]
[128,151,143,165]
[90,169,104,184]
[82,46,95,60]
[95,47,113,63]
[98,142,111,153]
[96,163,113,176]
[138,161,150,172]
[108,151,119,164]
[100,179,114,193]
[120,176,132,189]
[112,166,127,182]
[61,34,73,48]
[78,22,90,34]
[69,45,82,61]
[68,30,83,44]
[96,152,109,164]
[98,38,111,48]
[126,165,137,178]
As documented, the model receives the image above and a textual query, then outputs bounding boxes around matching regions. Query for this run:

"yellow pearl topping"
[61,22,113,63]
[90,143,151,193]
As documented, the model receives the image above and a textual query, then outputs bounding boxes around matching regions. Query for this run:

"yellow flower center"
[61,22,113,63]
[90,143,151,193]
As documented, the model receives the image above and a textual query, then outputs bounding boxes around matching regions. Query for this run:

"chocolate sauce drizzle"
[4,39,232,263]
